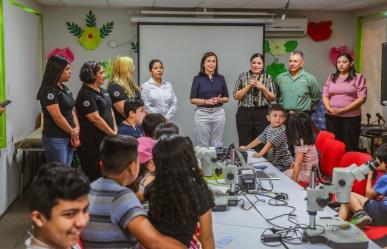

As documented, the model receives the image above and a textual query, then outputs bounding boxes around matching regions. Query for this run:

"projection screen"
[139,23,264,146]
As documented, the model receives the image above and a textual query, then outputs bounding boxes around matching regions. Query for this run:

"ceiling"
[35,0,387,11]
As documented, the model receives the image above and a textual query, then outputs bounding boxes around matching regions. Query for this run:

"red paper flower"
[307,21,332,42]
[329,46,354,65]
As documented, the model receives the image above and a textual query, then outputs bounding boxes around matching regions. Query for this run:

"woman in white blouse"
[141,59,177,121]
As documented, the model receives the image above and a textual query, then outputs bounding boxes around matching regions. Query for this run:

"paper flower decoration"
[307,21,332,42]
[47,47,74,63]
[66,10,114,50]
[266,62,287,80]
[269,40,287,56]
[265,40,298,56]
[329,46,354,65]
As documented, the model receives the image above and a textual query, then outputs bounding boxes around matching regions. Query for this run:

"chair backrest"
[315,131,335,152]
[320,139,346,177]
[339,151,376,196]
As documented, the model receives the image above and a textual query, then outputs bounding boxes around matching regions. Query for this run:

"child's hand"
[252,153,261,158]
[239,146,248,152]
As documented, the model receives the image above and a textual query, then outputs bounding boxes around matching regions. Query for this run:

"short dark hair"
[154,122,179,139]
[79,61,102,84]
[374,143,387,163]
[267,104,285,115]
[142,113,167,137]
[199,51,218,75]
[124,98,144,118]
[100,135,138,175]
[29,163,90,219]
[250,53,264,63]
[149,59,163,71]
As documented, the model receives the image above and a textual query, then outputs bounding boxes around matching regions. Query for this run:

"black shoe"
[352,210,373,227]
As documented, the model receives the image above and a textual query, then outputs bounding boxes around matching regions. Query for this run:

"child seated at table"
[145,135,215,248]
[240,104,292,171]
[142,113,167,138]
[284,112,319,182]
[118,98,146,138]
[338,143,387,227]
[135,136,156,207]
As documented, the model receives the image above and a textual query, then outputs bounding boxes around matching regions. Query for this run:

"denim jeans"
[194,108,225,147]
[42,135,74,166]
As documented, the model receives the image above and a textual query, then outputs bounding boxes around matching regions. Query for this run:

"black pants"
[325,114,361,152]
[78,142,102,182]
[236,107,269,148]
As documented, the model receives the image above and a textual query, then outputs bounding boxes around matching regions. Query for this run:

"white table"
[210,151,382,249]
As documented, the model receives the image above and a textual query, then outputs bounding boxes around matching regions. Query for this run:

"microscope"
[195,145,254,209]
[305,160,380,249]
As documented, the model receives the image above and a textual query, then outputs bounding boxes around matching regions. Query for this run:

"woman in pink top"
[322,53,367,151]
[285,112,319,183]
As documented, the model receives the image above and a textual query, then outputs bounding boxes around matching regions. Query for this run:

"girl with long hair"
[284,112,319,182]
[146,135,215,248]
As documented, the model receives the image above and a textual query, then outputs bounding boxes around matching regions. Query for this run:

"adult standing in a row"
[141,59,177,121]
[37,54,80,166]
[276,51,320,114]
[76,61,117,181]
[233,53,276,147]
[322,53,367,151]
[107,56,140,125]
[190,52,229,147]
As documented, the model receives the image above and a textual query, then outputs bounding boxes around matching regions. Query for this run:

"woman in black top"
[37,55,80,166]
[146,135,215,248]
[76,61,117,181]
[107,56,140,125]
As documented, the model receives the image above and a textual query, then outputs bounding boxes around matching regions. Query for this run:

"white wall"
[0,0,42,215]
[44,7,356,132]
[43,7,138,94]
[265,11,356,86]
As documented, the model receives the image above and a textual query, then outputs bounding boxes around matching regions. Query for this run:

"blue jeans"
[42,135,74,166]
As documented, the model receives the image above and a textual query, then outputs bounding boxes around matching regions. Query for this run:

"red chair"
[320,139,346,177]
[338,151,372,195]
[315,131,335,152]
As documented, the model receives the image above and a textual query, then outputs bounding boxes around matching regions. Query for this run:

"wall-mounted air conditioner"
[266,18,308,37]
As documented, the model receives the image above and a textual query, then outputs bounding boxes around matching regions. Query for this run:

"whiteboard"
[139,24,264,146]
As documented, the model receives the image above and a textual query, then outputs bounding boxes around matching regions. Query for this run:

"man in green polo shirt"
[276,51,320,113]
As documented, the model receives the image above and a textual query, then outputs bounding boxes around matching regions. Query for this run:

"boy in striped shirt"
[240,104,292,171]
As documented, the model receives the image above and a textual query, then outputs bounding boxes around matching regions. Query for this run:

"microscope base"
[305,217,368,249]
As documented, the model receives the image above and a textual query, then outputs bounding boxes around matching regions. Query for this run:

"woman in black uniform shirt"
[76,61,117,181]
[107,56,140,125]
[37,55,80,166]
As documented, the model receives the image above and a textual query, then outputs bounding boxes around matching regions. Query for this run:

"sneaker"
[352,210,373,227]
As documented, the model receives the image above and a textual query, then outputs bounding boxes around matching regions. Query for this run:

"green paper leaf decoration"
[131,42,139,53]
[66,22,82,38]
[264,40,270,53]
[266,62,287,80]
[100,59,112,80]
[284,40,298,52]
[100,22,114,38]
[86,10,96,27]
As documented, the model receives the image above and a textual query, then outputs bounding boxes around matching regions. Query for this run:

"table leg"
[19,150,25,198]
